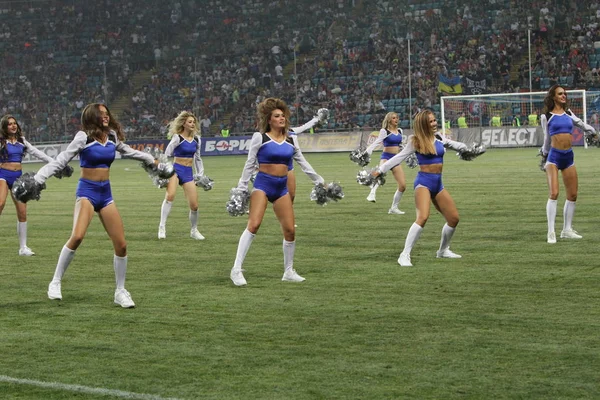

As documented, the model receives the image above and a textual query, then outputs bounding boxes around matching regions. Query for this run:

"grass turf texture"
[0,148,598,399]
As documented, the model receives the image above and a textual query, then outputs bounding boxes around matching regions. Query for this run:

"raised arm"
[35,131,87,184]
[290,116,319,134]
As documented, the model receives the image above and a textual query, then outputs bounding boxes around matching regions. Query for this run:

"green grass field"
[0,148,598,399]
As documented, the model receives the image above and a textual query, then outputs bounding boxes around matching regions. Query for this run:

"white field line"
[0,375,184,400]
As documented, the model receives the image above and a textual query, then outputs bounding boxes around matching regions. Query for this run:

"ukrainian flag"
[438,74,463,95]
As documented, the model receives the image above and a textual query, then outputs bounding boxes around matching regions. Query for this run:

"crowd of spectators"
[2,0,600,141]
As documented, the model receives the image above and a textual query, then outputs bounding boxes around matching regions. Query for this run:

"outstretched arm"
[435,132,468,152]
[291,136,324,185]
[364,129,388,155]
[34,131,86,184]
[378,139,416,174]
[22,138,55,164]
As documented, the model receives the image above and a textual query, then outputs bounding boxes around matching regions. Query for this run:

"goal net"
[440,90,588,148]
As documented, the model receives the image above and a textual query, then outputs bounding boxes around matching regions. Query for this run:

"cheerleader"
[372,110,470,267]
[158,111,206,240]
[35,103,159,308]
[0,115,56,256]
[230,98,325,286]
[540,85,596,243]
[364,112,407,214]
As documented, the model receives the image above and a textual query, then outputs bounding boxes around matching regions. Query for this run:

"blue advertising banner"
[125,136,254,156]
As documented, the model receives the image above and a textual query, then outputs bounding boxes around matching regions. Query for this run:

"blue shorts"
[414,171,444,197]
[547,148,574,170]
[76,178,114,212]
[380,151,396,161]
[0,168,22,189]
[174,163,193,185]
[253,171,288,203]
[381,151,402,170]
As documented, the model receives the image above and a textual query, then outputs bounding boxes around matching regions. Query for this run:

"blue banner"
[126,136,254,156]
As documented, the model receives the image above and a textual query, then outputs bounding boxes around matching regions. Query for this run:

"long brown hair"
[543,85,568,114]
[411,110,436,154]
[81,103,125,141]
[256,98,290,134]
[0,115,24,160]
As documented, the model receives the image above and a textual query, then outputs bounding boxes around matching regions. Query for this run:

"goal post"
[440,90,588,148]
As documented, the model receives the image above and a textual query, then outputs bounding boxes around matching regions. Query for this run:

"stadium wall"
[21,127,586,164]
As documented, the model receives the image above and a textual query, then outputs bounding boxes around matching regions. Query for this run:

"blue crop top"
[257,133,295,165]
[416,140,446,165]
[171,135,199,158]
[546,113,573,136]
[80,136,117,168]
[237,131,324,191]
[1,138,54,164]
[165,133,204,175]
[2,141,25,163]
[383,131,403,147]
[365,129,404,155]
[378,133,468,174]
[34,130,155,184]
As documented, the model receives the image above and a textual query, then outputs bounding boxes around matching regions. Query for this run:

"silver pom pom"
[310,182,344,206]
[316,108,329,123]
[194,174,214,191]
[54,164,74,179]
[250,170,258,183]
[156,162,175,179]
[537,148,547,172]
[310,183,328,205]
[152,175,170,188]
[350,148,370,167]
[356,168,386,187]
[405,154,418,169]
[458,143,486,161]
[585,132,600,147]
[12,172,46,203]
[226,188,250,216]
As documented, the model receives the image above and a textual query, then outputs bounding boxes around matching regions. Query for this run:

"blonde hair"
[381,112,398,130]
[168,111,199,139]
[256,98,290,134]
[411,110,436,155]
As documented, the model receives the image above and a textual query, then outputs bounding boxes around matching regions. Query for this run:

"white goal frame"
[440,90,589,148]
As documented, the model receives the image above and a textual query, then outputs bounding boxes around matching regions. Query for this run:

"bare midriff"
[81,167,110,181]
[259,163,288,177]
[551,133,572,150]
[174,157,193,167]
[0,162,21,171]
[383,146,399,154]
[419,163,443,174]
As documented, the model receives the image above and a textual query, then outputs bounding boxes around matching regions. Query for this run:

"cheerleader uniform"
[364,128,405,210]
[1,137,55,256]
[540,110,595,242]
[35,130,155,308]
